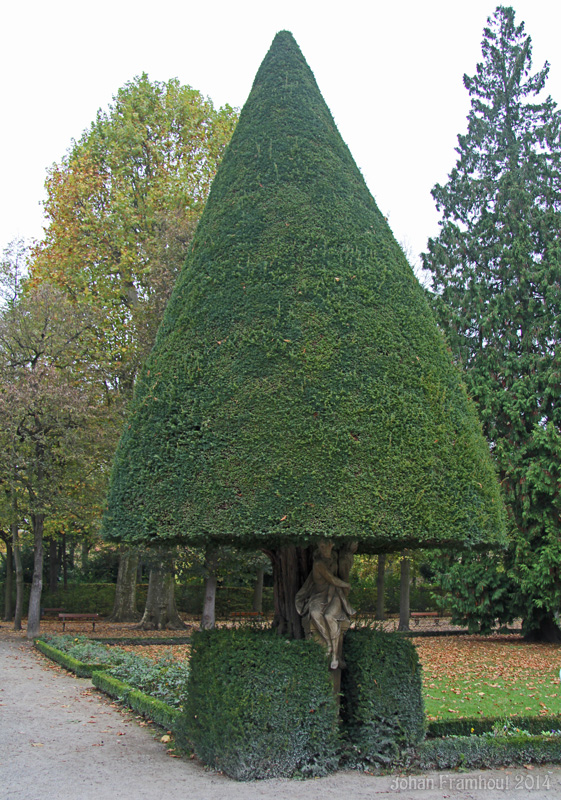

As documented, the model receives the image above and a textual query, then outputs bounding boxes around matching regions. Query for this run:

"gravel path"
[1,634,560,800]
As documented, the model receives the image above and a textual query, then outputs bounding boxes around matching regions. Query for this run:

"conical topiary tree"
[103,31,506,636]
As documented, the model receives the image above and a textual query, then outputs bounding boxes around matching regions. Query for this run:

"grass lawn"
[414,635,561,721]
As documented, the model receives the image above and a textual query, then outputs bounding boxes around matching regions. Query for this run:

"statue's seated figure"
[295,540,357,670]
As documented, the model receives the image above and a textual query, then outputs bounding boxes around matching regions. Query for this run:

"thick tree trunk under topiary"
[524,613,561,643]
[110,547,141,622]
[266,545,313,639]
[136,557,186,630]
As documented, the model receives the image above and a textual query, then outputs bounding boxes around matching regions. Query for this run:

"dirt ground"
[1,623,561,800]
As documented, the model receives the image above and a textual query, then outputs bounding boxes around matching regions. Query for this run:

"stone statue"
[295,540,357,670]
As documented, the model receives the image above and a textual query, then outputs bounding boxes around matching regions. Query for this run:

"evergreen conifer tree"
[104,31,505,634]
[423,7,561,641]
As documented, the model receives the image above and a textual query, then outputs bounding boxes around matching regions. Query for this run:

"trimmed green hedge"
[180,628,340,780]
[341,629,425,768]
[409,734,561,770]
[34,639,113,678]
[103,30,505,555]
[428,714,561,738]
[91,671,181,735]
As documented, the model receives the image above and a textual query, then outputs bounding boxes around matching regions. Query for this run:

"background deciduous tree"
[423,6,561,641]
[0,280,104,636]
[31,74,238,398]
[27,75,238,620]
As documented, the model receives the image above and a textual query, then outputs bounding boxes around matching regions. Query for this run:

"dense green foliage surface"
[340,628,425,767]
[181,628,339,779]
[423,7,561,639]
[410,733,561,771]
[103,31,504,552]
[428,715,561,738]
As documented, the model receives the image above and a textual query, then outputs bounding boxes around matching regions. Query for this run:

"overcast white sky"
[2,0,561,276]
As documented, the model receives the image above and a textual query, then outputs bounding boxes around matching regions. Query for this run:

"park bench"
[41,607,65,618]
[58,613,100,632]
[230,611,262,619]
[410,611,440,626]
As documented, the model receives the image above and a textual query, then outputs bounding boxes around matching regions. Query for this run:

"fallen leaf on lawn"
[161,735,171,743]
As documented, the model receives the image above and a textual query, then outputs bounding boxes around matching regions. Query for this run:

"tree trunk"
[252,566,265,614]
[375,553,386,621]
[48,538,58,593]
[61,533,68,590]
[27,513,45,639]
[136,556,186,630]
[524,612,561,643]
[81,541,89,572]
[201,574,217,630]
[398,550,411,632]
[266,545,313,638]
[110,547,141,621]
[68,540,75,570]
[201,546,219,630]
[12,518,23,631]
[2,534,13,621]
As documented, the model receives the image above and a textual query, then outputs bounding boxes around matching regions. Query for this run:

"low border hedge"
[428,715,561,738]
[409,734,561,770]
[34,639,113,678]
[91,671,181,735]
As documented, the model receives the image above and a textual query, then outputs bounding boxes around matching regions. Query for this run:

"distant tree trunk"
[252,567,265,613]
[81,541,90,572]
[12,512,23,631]
[137,555,186,630]
[2,534,13,621]
[48,538,58,593]
[266,545,313,639]
[27,512,45,638]
[375,553,386,621]
[110,547,141,622]
[61,533,68,590]
[68,540,75,570]
[398,550,411,632]
[201,546,219,630]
